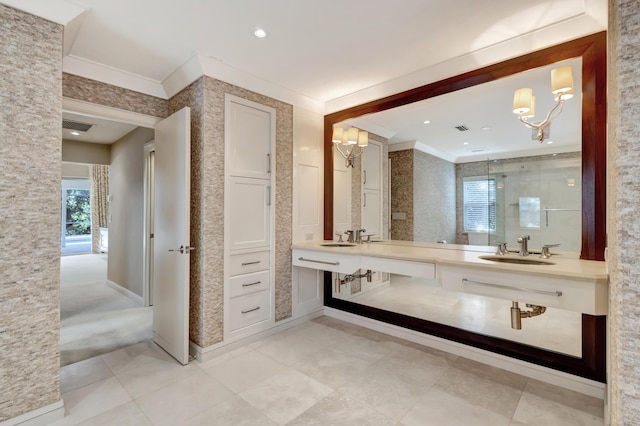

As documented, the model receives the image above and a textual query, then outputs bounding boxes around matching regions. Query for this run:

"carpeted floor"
[60,253,153,366]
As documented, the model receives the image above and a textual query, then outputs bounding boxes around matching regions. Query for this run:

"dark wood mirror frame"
[322,32,607,382]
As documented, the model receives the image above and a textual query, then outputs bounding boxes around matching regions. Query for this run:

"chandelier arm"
[519,98,564,130]
[334,144,350,160]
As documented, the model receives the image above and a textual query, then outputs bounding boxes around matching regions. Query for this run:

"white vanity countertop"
[291,240,608,281]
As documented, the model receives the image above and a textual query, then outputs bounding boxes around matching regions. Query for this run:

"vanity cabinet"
[438,264,608,315]
[224,95,276,340]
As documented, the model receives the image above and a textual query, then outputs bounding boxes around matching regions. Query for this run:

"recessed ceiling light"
[254,28,267,38]
[423,120,430,124]
[481,126,491,131]
[547,140,554,144]
[70,131,80,136]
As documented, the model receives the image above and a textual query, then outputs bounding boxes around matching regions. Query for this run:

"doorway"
[60,105,158,365]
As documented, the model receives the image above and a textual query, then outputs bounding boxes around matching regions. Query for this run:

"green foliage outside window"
[65,189,91,236]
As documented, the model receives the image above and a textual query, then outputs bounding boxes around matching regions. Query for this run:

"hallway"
[60,254,152,366]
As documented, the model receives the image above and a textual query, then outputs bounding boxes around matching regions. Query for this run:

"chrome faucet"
[540,243,560,259]
[495,242,508,255]
[355,229,367,244]
[344,230,355,243]
[516,235,530,256]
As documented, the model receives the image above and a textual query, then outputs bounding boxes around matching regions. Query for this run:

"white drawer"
[228,290,271,331]
[229,251,270,276]
[229,270,270,298]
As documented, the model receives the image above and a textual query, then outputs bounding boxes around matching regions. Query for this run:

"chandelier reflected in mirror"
[332,126,368,168]
[512,65,574,143]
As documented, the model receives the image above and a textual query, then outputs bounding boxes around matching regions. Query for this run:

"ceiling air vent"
[454,125,470,132]
[62,119,93,132]
[469,147,487,153]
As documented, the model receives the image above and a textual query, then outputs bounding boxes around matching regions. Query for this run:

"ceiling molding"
[0,0,87,25]
[161,55,204,100]
[63,55,168,99]
[62,98,161,128]
[324,13,606,114]
[195,55,325,113]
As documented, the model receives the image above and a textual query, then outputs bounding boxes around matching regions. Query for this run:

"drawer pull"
[298,257,340,266]
[462,278,562,297]
[241,306,261,314]
[242,281,261,287]
[241,261,261,266]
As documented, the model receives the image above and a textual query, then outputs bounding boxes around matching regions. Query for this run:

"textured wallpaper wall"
[0,4,63,421]
[608,0,640,423]
[169,77,293,347]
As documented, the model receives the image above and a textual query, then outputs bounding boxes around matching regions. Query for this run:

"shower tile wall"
[456,152,581,251]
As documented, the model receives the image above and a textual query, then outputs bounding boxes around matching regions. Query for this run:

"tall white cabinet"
[361,140,383,238]
[224,95,276,340]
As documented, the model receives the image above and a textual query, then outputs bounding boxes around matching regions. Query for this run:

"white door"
[153,107,191,365]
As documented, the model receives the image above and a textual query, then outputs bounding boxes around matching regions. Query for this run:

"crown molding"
[324,13,606,114]
[63,55,168,99]
[164,55,325,113]
[0,0,86,25]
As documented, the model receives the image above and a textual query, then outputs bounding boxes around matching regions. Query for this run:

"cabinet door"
[362,141,381,190]
[333,148,352,235]
[362,189,381,237]
[228,177,271,251]
[226,96,275,179]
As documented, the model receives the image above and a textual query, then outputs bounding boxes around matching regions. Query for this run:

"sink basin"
[321,243,357,247]
[479,255,555,265]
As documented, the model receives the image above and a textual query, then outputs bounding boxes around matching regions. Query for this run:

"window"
[463,176,496,232]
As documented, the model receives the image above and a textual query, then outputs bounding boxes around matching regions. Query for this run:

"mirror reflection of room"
[331,57,583,358]
[342,57,582,249]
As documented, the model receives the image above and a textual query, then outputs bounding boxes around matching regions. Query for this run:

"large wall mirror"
[322,33,606,381]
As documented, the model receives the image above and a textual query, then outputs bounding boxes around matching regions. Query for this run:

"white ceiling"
[63,111,137,144]
[2,0,606,114]
[0,0,607,151]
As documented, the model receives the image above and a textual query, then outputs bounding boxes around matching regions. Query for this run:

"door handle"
[168,245,196,254]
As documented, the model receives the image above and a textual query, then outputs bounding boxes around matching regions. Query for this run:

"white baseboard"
[324,307,606,399]
[0,400,64,426]
[105,280,144,306]
[190,308,324,363]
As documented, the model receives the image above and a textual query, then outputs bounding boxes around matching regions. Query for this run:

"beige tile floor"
[52,317,603,425]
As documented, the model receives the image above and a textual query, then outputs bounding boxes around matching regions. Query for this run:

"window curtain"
[90,165,109,253]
